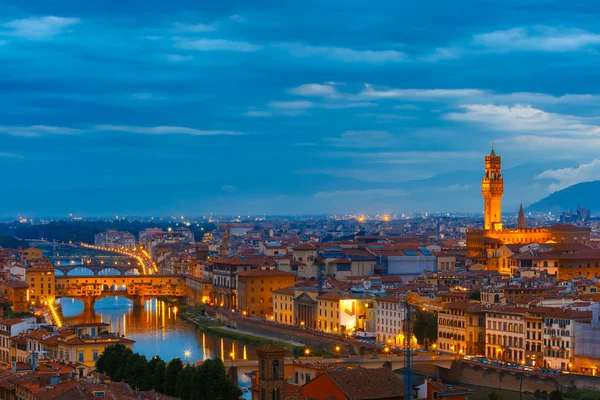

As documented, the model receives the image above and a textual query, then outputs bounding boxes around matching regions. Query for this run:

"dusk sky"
[1,1,600,216]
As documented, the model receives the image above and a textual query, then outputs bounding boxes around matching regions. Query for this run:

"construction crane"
[403,292,445,400]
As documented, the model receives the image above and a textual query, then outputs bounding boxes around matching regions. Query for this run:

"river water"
[61,296,256,395]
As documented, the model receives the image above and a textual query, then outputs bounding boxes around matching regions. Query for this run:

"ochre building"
[236,267,296,316]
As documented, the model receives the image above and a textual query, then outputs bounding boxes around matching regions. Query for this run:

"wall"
[438,361,600,393]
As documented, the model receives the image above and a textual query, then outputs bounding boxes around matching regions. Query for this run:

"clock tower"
[482,144,503,231]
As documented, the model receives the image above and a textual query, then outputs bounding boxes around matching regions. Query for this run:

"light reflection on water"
[61,296,256,397]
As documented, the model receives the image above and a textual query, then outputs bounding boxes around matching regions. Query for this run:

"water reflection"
[61,297,259,364]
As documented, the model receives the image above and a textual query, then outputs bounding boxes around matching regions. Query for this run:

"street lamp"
[300,321,305,327]
[335,345,341,356]
[184,349,192,362]
[384,347,390,357]
[304,348,311,359]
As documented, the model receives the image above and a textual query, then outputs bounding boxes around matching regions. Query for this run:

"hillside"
[527,181,600,213]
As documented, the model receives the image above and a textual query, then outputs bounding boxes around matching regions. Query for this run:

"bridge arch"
[54,269,65,276]
[124,269,141,275]
[67,267,95,276]
[98,268,122,276]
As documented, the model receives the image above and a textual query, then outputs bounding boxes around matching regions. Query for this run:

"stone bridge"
[55,274,186,310]
[200,355,455,376]
[51,256,143,276]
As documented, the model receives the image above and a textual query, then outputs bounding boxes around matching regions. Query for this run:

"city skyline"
[2,1,600,216]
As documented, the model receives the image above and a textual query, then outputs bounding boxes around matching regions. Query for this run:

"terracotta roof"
[1,279,29,288]
[429,380,473,396]
[329,258,352,264]
[376,295,400,303]
[237,268,296,277]
[321,368,404,400]
[550,224,591,231]
[272,287,295,296]
[317,291,349,301]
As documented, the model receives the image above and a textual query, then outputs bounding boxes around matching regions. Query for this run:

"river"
[61,296,256,396]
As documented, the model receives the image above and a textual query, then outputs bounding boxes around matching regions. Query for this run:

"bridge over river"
[199,355,456,375]
[55,274,186,310]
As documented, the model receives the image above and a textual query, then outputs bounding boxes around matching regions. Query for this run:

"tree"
[549,391,563,400]
[468,291,481,301]
[413,309,437,345]
[176,364,196,400]
[488,390,500,400]
[96,344,128,377]
[191,358,241,400]
[142,356,162,391]
[164,358,184,396]
[153,359,167,393]
[124,353,148,389]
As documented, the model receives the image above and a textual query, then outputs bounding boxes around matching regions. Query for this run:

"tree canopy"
[413,309,438,345]
[96,345,242,400]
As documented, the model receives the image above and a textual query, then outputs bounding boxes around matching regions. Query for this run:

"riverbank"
[180,312,303,351]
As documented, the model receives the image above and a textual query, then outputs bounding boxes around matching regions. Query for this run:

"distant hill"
[527,181,600,213]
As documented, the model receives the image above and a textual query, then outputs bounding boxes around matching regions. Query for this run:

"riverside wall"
[438,361,600,393]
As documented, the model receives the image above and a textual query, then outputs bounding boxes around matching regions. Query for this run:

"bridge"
[55,274,186,310]
[51,256,143,276]
[199,355,456,375]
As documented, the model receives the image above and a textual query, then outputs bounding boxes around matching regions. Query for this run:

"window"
[78,352,84,362]
[93,351,99,361]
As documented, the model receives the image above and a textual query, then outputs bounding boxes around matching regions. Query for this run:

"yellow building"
[26,264,55,305]
[185,275,213,305]
[19,248,44,264]
[317,292,376,336]
[236,268,296,316]
[15,323,135,368]
[1,279,29,312]
[438,302,486,356]
[317,291,344,334]
[272,286,295,325]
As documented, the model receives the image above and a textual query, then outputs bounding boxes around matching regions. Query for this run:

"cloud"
[267,99,373,115]
[473,26,600,52]
[290,83,600,106]
[277,43,406,63]
[222,184,238,192]
[3,16,80,39]
[144,35,162,41]
[360,84,484,100]
[288,83,338,97]
[174,38,262,52]
[0,125,82,137]
[174,22,218,32]
[95,125,242,136]
[445,104,600,136]
[242,111,273,117]
[325,130,394,148]
[166,54,193,62]
[132,93,167,101]
[229,15,245,23]
[537,160,600,192]
[268,100,314,110]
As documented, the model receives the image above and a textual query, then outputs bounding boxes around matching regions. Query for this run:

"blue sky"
[1,0,600,216]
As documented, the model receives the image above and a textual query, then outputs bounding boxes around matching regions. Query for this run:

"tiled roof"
[322,368,404,400]
[237,268,296,277]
